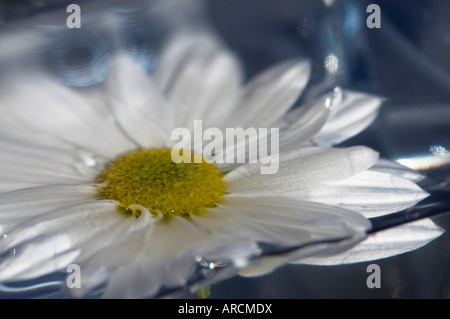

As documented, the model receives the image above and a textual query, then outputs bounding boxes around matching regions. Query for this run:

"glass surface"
[0,0,449,299]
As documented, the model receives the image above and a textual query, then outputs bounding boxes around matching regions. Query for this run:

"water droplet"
[82,156,97,167]
[430,145,449,157]
[195,256,230,272]
[324,54,339,74]
[74,152,106,175]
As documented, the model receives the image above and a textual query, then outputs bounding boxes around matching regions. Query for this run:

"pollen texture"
[96,149,226,218]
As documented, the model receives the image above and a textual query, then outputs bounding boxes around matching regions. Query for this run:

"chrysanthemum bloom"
[0,29,443,298]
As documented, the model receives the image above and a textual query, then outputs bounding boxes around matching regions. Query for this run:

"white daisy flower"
[0,28,443,298]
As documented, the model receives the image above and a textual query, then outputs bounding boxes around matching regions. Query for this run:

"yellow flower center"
[96,148,226,219]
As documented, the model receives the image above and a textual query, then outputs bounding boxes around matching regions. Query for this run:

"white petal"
[76,209,258,298]
[104,218,196,298]
[239,233,366,277]
[201,195,369,278]
[0,200,120,251]
[0,110,105,187]
[0,107,104,190]
[293,170,429,218]
[278,87,342,151]
[0,200,123,282]
[106,54,172,148]
[0,138,106,194]
[309,89,382,147]
[0,137,101,178]
[194,195,370,246]
[97,194,370,298]
[225,146,379,194]
[0,170,86,194]
[0,234,80,282]
[298,218,443,265]
[153,30,243,129]
[2,73,137,158]
[0,184,98,233]
[228,59,311,128]
[79,214,204,298]
[0,104,74,151]
[68,210,155,298]
[100,260,162,299]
